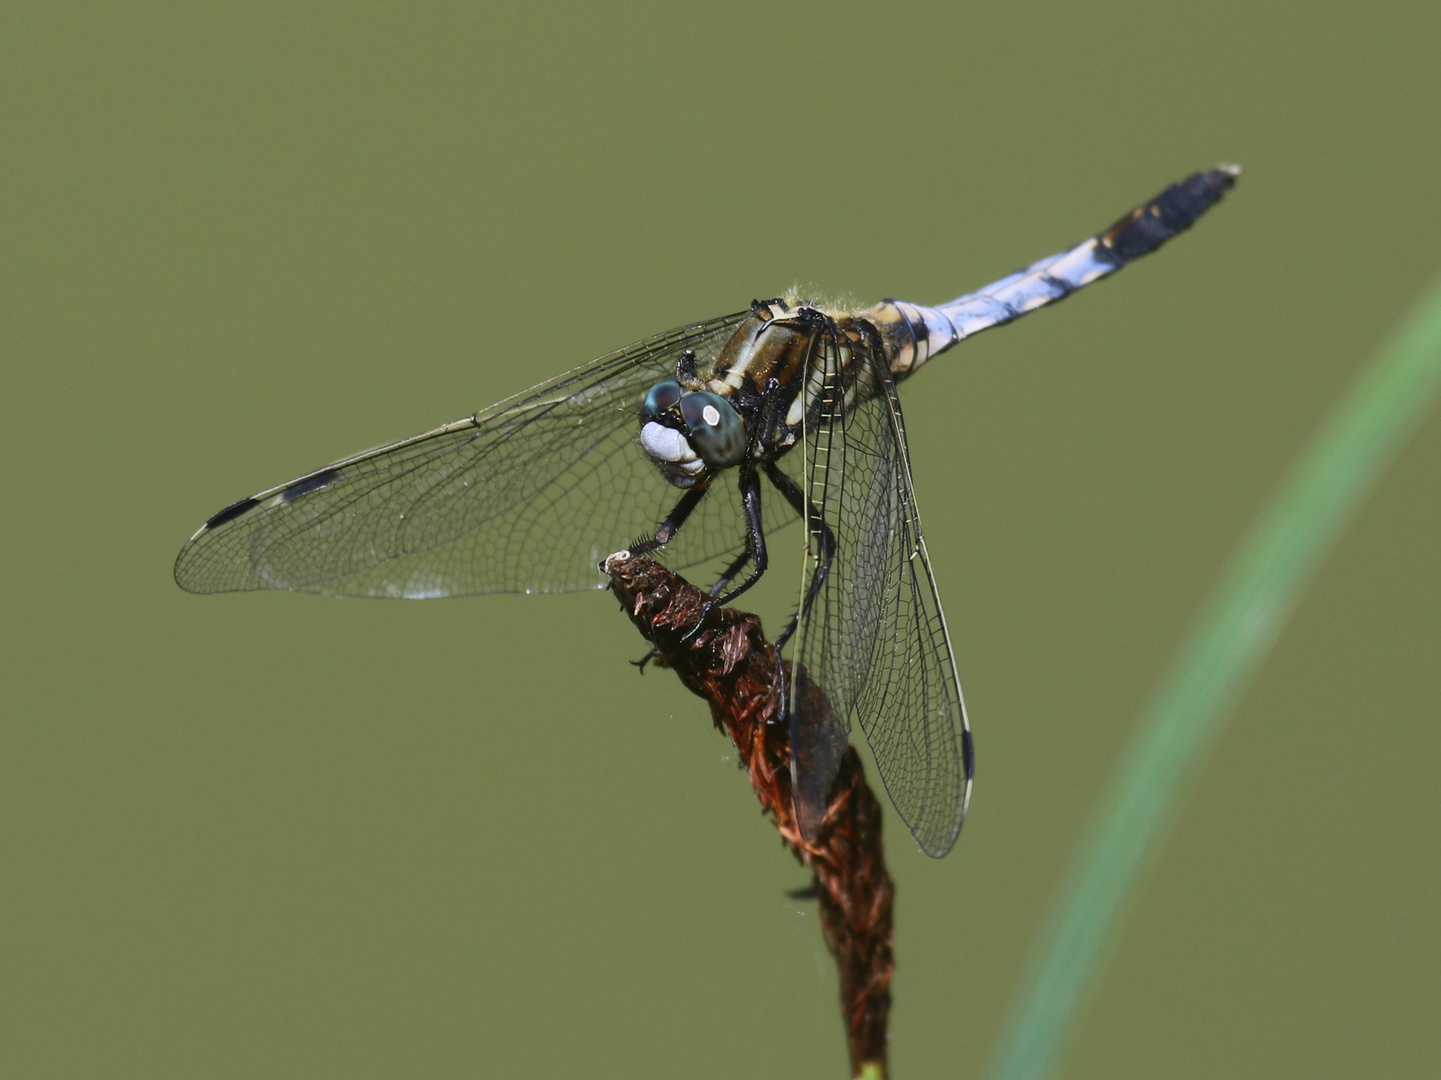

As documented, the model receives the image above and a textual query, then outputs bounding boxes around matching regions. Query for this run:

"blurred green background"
[3,2,1438,1077]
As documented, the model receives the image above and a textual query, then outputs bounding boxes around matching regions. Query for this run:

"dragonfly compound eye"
[680,391,746,469]
[641,379,685,422]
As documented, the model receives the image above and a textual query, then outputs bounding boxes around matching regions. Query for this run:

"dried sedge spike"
[605,552,894,1080]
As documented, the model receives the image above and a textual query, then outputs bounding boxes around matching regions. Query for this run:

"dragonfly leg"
[707,548,753,598]
[621,483,713,663]
[773,613,801,654]
[671,470,768,646]
[628,482,709,557]
[710,467,768,607]
[763,463,835,654]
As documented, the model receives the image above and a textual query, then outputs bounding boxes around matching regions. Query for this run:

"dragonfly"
[176,166,1238,857]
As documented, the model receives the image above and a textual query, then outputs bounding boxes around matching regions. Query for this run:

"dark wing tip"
[175,466,349,593]
[201,495,260,530]
[916,708,975,859]
[174,495,262,594]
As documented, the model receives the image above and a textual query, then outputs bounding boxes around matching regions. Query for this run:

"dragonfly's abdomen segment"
[869,165,1239,380]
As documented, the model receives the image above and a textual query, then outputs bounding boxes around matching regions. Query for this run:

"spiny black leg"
[672,546,752,650]
[712,467,768,607]
[764,462,835,654]
[672,469,768,647]
[653,482,709,547]
[629,482,709,557]
[622,484,711,665]
[756,461,834,729]
[773,610,802,653]
[708,548,752,598]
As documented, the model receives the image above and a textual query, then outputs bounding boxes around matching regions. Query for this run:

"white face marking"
[640,421,696,464]
[701,403,720,427]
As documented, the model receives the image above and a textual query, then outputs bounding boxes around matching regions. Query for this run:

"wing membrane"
[174,313,753,597]
[793,330,973,857]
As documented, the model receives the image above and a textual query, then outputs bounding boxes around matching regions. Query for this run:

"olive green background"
[3,3,1438,1077]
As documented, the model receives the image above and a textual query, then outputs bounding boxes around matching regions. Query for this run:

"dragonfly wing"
[174,313,749,597]
[792,330,973,856]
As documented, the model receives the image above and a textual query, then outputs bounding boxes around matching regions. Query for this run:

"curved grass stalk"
[990,275,1441,1080]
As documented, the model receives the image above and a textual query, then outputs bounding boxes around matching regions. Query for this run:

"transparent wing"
[174,312,759,597]
[792,330,973,857]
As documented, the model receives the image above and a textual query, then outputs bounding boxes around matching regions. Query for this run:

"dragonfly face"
[638,377,746,486]
[638,300,828,485]
[175,167,1238,856]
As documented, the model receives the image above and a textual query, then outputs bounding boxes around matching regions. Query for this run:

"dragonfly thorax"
[639,378,747,488]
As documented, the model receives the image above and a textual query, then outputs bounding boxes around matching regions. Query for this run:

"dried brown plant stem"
[605,553,894,1080]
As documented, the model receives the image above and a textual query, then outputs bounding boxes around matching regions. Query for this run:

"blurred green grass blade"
[990,275,1441,1080]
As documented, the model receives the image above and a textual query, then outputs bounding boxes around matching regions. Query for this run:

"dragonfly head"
[639,378,747,487]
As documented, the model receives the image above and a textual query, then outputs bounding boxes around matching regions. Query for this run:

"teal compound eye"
[680,391,746,469]
[641,379,685,422]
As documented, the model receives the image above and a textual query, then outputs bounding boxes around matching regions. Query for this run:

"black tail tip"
[1102,164,1241,263]
[1176,163,1242,217]
[1200,163,1242,198]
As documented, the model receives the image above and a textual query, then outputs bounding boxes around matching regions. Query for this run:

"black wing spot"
[204,496,260,530]
[281,468,341,503]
